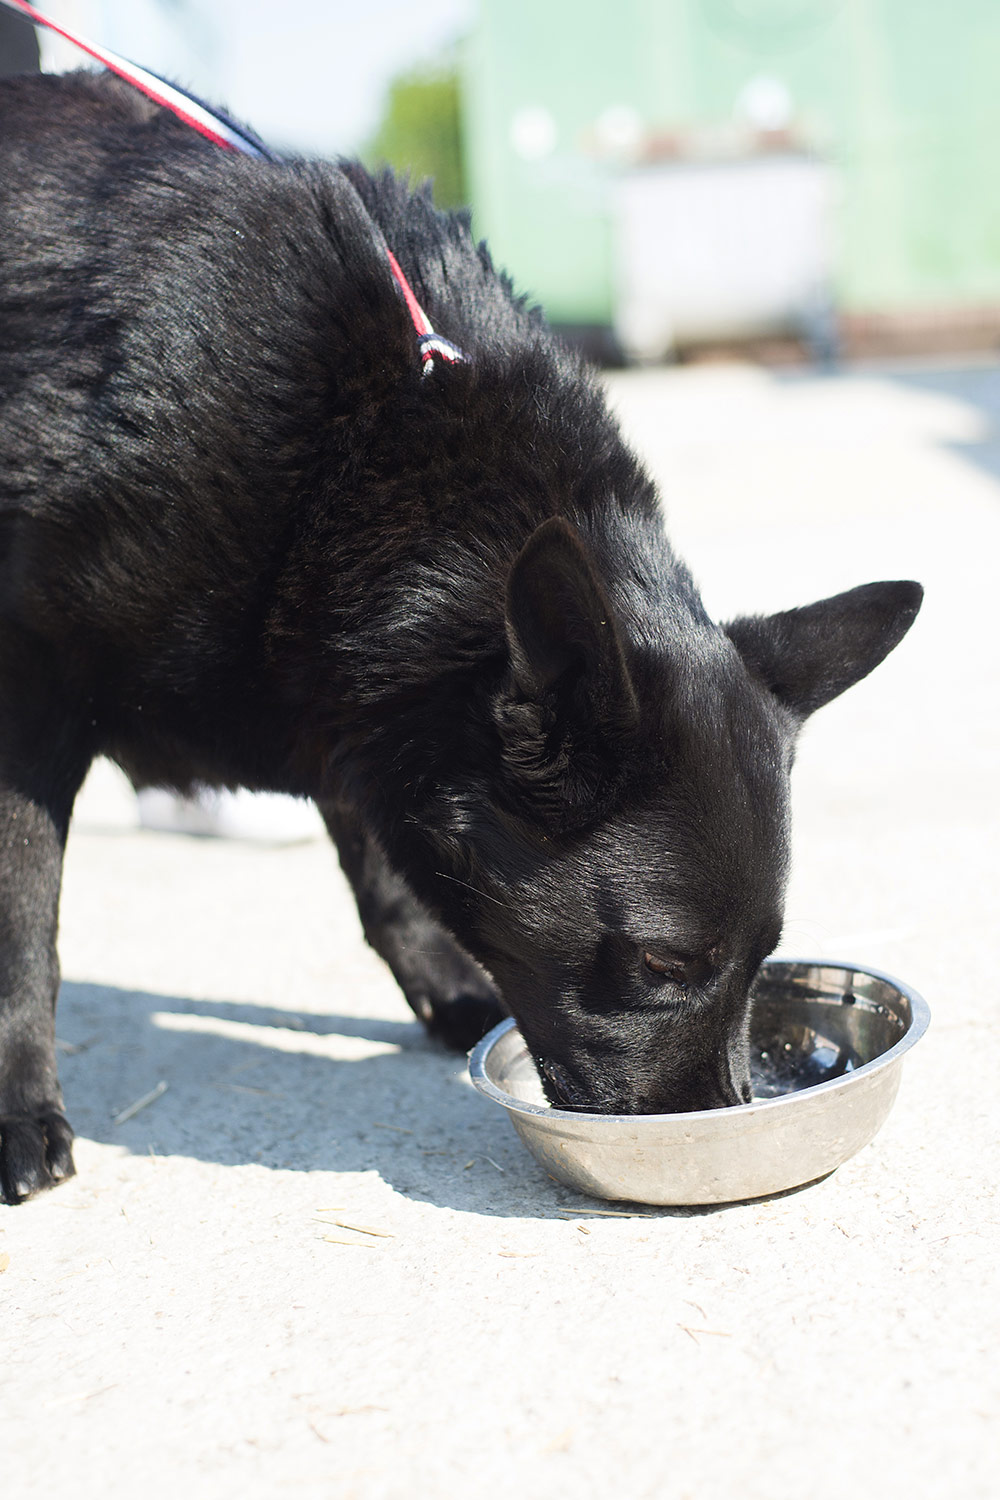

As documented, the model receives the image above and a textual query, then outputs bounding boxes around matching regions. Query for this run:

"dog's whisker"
[433,871,508,908]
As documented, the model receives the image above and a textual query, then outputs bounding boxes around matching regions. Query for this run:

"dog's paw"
[386,920,507,1051]
[0,1111,75,1204]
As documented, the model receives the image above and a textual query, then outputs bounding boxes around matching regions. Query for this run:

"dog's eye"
[643,948,716,989]
[643,951,689,987]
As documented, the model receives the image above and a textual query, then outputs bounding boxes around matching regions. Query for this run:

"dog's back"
[0,72,665,788]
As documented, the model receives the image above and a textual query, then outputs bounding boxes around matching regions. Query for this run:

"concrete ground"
[2,360,998,1500]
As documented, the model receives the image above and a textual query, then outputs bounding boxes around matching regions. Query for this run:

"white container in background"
[613,153,837,362]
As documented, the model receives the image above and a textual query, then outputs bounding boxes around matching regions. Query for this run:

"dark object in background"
[0,71,922,1203]
[0,8,38,74]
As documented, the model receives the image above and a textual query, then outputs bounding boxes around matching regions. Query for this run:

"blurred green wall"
[462,0,1000,325]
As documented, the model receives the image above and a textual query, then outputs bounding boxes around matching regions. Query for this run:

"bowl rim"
[468,956,931,1126]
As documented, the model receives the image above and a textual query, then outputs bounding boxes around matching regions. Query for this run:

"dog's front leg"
[0,779,80,1202]
[0,643,92,1202]
[320,799,506,1051]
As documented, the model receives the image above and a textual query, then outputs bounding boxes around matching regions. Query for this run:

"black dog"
[0,71,921,1203]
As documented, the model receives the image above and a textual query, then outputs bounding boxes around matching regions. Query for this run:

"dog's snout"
[537,1054,752,1116]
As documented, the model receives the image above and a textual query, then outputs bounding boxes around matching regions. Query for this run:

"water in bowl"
[751,1030,858,1099]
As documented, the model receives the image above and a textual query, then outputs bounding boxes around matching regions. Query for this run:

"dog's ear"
[724,580,923,719]
[496,517,639,824]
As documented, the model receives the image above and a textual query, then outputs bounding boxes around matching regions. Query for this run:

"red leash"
[384,250,466,371]
[0,0,465,375]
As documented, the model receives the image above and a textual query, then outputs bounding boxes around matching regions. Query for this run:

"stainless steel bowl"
[468,959,930,1206]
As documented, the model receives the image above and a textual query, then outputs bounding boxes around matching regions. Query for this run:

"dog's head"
[425,516,921,1114]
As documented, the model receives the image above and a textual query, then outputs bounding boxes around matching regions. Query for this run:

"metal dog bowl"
[468,959,930,1206]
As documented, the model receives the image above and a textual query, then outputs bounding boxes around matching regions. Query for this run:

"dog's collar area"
[2,0,466,377]
[416,334,465,375]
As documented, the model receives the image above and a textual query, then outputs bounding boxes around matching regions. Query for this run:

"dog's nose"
[715,1073,752,1109]
[718,1046,753,1108]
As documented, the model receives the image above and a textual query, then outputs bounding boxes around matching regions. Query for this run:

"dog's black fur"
[0,71,922,1203]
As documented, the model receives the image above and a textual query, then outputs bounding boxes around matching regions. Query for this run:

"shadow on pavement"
[57,979,723,1221]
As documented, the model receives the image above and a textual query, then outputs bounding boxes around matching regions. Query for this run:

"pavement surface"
[3,359,998,1500]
